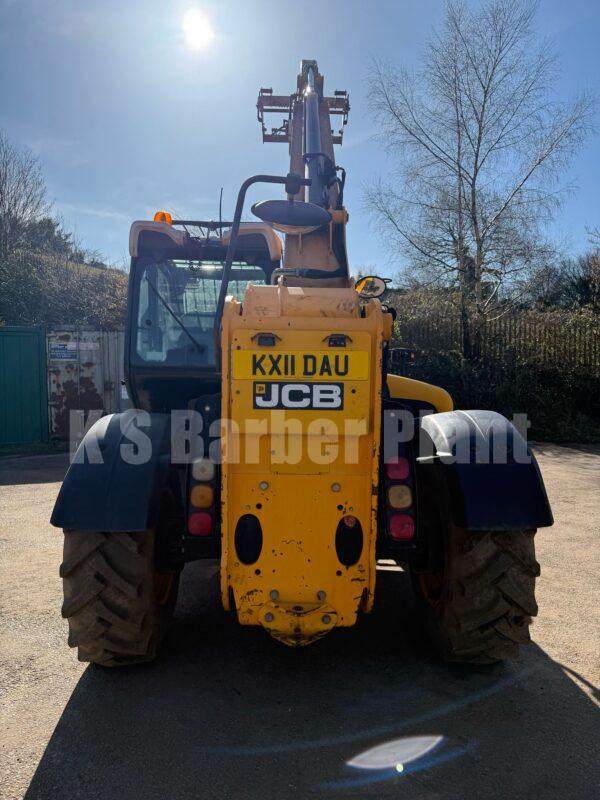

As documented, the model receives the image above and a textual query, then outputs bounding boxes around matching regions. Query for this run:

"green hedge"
[401,348,600,442]
[0,250,127,328]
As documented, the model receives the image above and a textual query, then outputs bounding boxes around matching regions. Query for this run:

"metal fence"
[0,327,48,445]
[395,311,600,375]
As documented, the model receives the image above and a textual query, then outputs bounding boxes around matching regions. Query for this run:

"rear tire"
[411,527,540,664]
[60,530,179,667]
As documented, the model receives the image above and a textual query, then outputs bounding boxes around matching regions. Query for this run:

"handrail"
[213,173,310,370]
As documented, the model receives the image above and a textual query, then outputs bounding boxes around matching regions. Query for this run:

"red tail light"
[385,457,409,481]
[389,513,415,540]
[188,512,212,536]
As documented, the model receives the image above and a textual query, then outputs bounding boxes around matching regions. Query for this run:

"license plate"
[233,350,369,381]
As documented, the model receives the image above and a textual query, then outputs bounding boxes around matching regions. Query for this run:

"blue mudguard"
[419,410,553,531]
[51,412,172,532]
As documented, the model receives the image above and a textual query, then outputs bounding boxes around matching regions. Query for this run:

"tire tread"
[414,528,539,664]
[60,529,175,667]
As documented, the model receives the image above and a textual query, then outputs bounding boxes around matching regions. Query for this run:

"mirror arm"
[214,173,310,371]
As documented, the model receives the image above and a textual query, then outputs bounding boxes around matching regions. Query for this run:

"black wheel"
[411,526,540,664]
[60,530,179,667]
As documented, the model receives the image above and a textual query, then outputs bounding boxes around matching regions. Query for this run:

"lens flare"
[347,735,443,770]
[182,9,214,50]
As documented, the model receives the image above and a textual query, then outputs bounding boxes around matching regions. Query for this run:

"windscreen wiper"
[144,275,206,355]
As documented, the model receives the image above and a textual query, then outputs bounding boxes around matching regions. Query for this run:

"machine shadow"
[533,442,600,471]
[0,453,69,486]
[25,562,599,800]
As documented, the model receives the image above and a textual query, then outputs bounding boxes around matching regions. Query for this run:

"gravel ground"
[0,446,598,800]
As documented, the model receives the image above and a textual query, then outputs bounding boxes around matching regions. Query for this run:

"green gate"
[0,327,48,445]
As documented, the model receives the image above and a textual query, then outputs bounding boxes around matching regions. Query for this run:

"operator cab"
[126,218,282,411]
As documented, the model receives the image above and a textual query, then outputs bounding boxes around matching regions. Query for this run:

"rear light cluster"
[188,457,216,536]
[384,449,415,541]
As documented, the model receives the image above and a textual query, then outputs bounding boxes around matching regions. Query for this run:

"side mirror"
[251,199,332,235]
[355,275,388,299]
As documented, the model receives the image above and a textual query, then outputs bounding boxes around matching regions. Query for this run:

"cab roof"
[129,220,282,266]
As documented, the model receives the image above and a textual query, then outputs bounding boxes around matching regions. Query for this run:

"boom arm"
[255,60,351,282]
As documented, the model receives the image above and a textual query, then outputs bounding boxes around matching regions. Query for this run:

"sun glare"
[182,8,214,51]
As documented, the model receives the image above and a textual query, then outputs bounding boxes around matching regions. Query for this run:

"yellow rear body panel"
[386,373,453,413]
[220,283,387,645]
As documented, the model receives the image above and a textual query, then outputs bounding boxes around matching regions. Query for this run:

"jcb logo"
[253,382,344,410]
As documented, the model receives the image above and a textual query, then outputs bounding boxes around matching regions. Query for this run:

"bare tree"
[0,130,48,258]
[366,0,594,358]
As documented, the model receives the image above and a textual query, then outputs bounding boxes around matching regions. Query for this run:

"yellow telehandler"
[52,61,552,665]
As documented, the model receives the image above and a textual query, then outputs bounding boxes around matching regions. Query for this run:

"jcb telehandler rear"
[52,61,552,666]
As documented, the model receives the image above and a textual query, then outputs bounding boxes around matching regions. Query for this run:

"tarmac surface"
[0,445,598,799]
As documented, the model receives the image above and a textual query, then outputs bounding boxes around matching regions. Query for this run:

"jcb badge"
[253,382,344,410]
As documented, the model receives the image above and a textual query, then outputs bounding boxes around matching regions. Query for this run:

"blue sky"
[0,0,598,274]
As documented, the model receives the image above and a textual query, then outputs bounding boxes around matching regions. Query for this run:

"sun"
[182,8,214,51]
